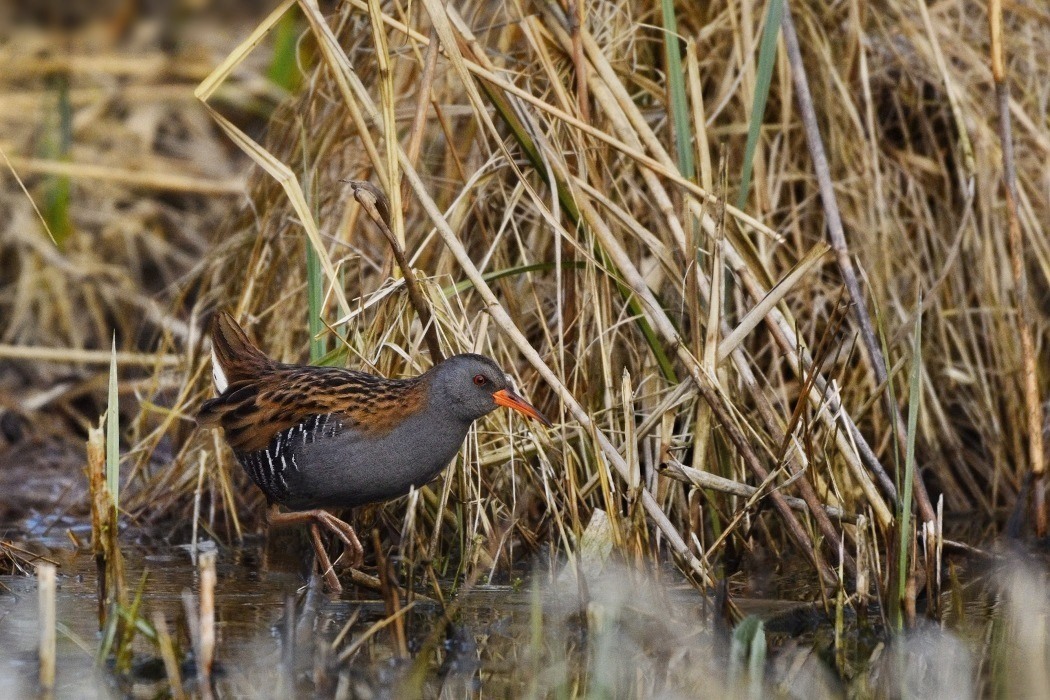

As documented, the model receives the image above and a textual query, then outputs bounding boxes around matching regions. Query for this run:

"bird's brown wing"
[199,364,428,454]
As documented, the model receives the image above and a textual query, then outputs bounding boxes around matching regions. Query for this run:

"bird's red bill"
[493,389,551,427]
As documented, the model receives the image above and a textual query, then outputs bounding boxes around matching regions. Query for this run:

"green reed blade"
[661,0,695,179]
[896,296,922,631]
[307,242,325,362]
[42,76,72,245]
[737,0,783,210]
[443,261,589,296]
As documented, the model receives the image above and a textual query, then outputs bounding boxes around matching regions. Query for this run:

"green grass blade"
[106,334,119,515]
[896,296,922,631]
[307,242,325,362]
[96,601,119,665]
[299,119,326,364]
[443,260,589,296]
[267,11,301,92]
[660,0,694,179]
[747,621,766,699]
[42,76,73,245]
[115,569,151,672]
[737,0,783,210]
[730,615,766,696]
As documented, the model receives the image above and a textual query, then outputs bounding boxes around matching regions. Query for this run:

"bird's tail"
[208,310,272,393]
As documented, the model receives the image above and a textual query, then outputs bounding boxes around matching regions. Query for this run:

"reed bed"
[1,0,1049,695]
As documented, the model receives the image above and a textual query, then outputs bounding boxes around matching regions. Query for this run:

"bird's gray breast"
[265,410,471,510]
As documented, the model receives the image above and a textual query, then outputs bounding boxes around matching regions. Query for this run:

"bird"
[198,311,550,592]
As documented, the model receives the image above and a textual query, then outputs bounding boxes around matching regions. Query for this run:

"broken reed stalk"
[779,0,934,524]
[346,180,444,363]
[659,460,858,523]
[38,562,56,693]
[87,422,125,629]
[198,550,217,695]
[988,0,1046,536]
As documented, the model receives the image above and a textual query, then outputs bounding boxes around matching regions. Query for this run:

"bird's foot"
[267,507,364,593]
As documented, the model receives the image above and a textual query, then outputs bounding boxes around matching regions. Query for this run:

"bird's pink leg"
[266,506,364,593]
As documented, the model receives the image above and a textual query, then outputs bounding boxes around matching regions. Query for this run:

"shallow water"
[0,521,549,698]
[3,511,1037,699]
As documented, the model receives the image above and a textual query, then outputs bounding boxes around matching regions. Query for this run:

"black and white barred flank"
[236,413,344,503]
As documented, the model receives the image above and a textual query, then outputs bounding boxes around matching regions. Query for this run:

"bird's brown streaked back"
[199,313,429,453]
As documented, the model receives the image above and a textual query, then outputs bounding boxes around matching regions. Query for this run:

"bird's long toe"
[317,513,364,568]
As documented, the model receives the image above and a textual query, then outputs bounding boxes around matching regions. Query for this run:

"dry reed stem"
[179,551,218,700]
[0,344,181,366]
[198,550,216,686]
[5,156,245,195]
[717,242,830,364]
[194,0,351,318]
[347,180,444,362]
[988,0,1046,536]
[403,28,442,184]
[365,0,405,248]
[299,0,389,190]
[659,459,856,523]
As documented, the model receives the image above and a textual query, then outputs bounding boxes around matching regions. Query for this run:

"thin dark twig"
[780,0,934,523]
[345,180,445,363]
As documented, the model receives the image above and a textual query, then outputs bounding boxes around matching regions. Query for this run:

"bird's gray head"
[429,353,550,427]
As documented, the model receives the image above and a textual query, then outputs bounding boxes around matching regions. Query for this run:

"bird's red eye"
[473,374,487,386]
